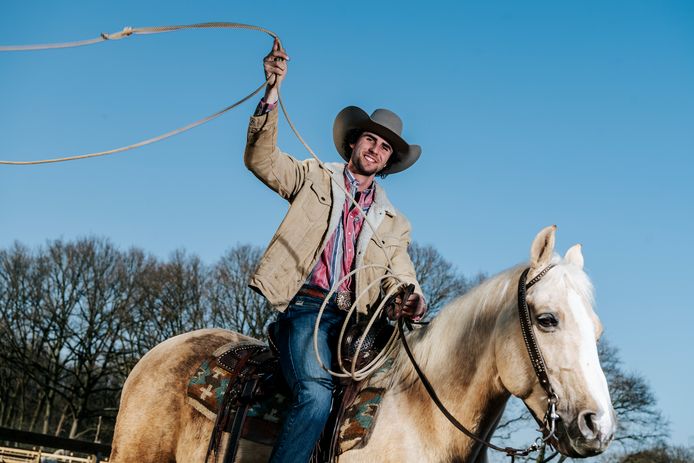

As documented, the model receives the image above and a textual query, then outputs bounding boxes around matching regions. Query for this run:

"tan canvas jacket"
[244,109,422,314]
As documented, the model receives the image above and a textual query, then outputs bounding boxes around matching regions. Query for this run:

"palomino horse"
[110,226,616,462]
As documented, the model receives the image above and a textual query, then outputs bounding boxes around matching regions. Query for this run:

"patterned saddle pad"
[336,360,392,454]
[186,342,391,453]
[187,342,287,445]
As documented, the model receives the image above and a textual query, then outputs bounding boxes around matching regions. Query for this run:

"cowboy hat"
[333,106,421,175]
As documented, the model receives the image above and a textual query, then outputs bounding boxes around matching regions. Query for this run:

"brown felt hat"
[333,106,422,175]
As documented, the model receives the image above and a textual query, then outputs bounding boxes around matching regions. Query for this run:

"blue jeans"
[269,295,346,463]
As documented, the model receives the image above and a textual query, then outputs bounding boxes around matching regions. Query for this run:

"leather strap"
[223,378,258,463]
[204,350,254,463]
[399,264,559,459]
[518,265,557,402]
[398,320,535,457]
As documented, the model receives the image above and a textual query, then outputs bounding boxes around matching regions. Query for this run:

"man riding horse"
[244,39,427,462]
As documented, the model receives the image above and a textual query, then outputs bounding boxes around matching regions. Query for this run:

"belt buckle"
[335,291,352,311]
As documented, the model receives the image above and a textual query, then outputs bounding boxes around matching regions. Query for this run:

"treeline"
[0,238,277,442]
[0,238,472,444]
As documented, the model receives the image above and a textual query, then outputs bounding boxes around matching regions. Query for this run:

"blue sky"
[1,0,692,448]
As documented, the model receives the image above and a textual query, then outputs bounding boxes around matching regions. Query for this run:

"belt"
[296,286,354,311]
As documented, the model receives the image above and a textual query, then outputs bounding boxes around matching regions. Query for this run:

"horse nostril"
[578,410,598,440]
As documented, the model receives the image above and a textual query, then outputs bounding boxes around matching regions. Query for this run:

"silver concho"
[335,292,352,311]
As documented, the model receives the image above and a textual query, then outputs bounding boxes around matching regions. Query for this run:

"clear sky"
[1,0,692,447]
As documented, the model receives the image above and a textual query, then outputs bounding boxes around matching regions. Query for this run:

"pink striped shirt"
[306,168,375,292]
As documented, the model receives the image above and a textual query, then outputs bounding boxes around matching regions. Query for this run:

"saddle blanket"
[186,342,391,453]
[336,359,392,453]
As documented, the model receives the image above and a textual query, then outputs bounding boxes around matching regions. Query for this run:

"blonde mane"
[390,255,595,395]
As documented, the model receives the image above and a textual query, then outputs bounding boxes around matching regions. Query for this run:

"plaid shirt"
[307,169,375,292]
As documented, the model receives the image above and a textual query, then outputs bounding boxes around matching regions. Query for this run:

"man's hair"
[342,129,362,157]
[343,129,394,179]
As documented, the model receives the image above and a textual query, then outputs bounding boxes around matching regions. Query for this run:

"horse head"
[494,225,616,457]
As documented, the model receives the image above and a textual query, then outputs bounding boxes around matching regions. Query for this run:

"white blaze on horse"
[110,226,616,462]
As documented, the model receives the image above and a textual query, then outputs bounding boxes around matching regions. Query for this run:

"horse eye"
[536,313,559,329]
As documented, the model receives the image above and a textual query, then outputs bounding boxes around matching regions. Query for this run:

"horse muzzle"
[554,408,616,457]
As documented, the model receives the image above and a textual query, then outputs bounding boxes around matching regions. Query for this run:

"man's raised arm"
[243,38,307,201]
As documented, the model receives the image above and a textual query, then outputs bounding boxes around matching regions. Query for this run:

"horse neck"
[390,266,524,455]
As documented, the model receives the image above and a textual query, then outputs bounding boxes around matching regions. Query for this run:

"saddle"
[203,343,282,463]
[197,286,413,463]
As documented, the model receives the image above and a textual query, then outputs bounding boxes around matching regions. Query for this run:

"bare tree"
[0,242,35,429]
[597,341,668,448]
[107,247,159,380]
[0,240,80,434]
[0,239,153,440]
[58,238,143,439]
[408,242,473,315]
[208,244,274,339]
[130,249,210,351]
[606,444,694,463]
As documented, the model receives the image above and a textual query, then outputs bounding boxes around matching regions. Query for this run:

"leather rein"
[398,264,559,460]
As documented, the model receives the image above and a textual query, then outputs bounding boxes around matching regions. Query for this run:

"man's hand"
[388,290,427,322]
[262,38,289,104]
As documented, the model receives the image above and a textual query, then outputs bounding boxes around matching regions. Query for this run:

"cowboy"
[244,39,426,463]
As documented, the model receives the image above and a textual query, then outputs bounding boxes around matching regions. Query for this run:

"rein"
[399,264,559,460]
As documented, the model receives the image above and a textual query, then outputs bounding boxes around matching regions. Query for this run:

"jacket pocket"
[366,233,405,268]
[369,233,406,250]
[298,182,330,221]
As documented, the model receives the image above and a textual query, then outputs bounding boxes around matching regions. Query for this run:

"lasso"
[0,22,409,380]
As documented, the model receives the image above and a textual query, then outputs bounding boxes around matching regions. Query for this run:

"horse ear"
[564,244,584,269]
[530,225,557,269]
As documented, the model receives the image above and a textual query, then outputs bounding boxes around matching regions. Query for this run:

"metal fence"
[0,428,110,463]
[0,446,101,463]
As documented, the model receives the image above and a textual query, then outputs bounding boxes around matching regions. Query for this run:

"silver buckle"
[335,291,353,311]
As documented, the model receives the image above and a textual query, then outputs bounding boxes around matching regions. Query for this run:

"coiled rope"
[0,22,408,379]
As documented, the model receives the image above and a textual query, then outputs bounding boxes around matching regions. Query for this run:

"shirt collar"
[344,165,374,195]
[326,162,396,217]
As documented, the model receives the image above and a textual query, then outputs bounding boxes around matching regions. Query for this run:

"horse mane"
[390,255,595,386]
[429,254,594,339]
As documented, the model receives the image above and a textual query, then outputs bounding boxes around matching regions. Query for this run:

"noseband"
[399,264,559,461]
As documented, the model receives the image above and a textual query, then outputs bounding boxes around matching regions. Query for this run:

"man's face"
[348,131,394,177]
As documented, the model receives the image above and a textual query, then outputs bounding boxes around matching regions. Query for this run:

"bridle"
[518,264,560,442]
[398,264,560,461]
